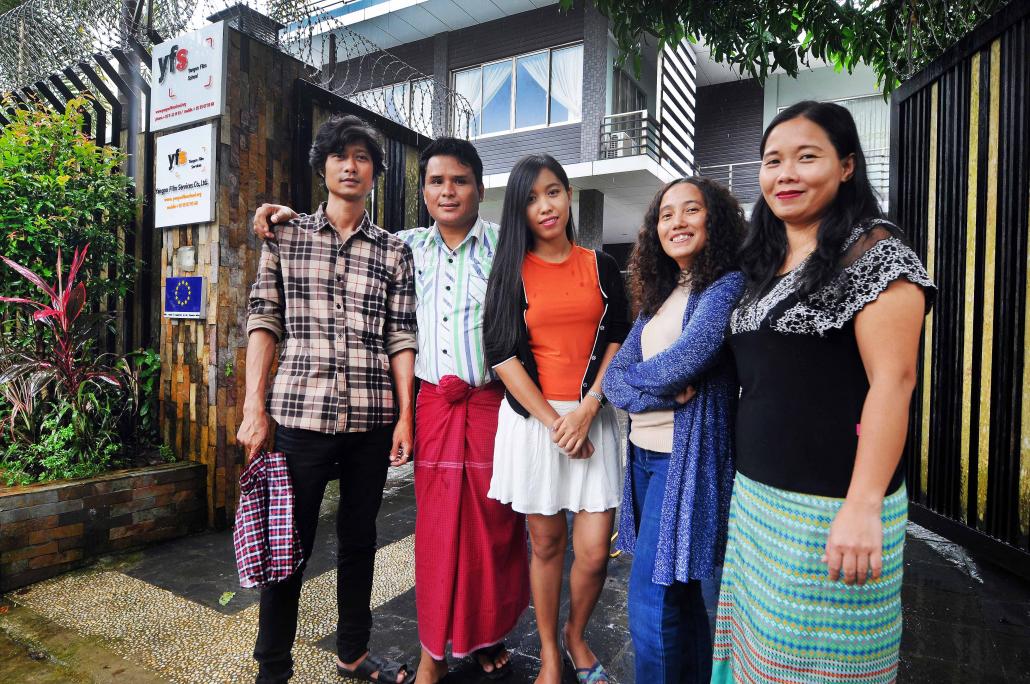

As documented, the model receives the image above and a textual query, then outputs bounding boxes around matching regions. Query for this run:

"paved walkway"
[1,464,1029,683]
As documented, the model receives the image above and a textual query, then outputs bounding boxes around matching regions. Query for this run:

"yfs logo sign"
[167,148,188,171]
[158,45,188,84]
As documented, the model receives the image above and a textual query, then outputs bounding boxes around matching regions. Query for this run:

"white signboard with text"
[155,123,216,228]
[150,21,227,131]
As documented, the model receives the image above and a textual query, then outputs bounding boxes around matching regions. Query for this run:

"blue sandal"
[560,636,609,684]
[571,660,610,684]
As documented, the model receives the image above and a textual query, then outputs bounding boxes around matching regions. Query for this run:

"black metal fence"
[1,40,157,355]
[891,0,1030,577]
[291,78,431,231]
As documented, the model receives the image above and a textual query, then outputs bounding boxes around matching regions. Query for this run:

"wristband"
[586,390,605,405]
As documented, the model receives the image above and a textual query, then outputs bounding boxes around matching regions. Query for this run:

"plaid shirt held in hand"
[233,450,301,588]
[247,205,417,434]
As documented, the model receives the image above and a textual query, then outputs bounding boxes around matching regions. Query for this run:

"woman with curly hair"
[602,177,746,683]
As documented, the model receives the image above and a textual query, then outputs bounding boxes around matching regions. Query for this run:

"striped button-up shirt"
[397,218,497,387]
[247,205,417,434]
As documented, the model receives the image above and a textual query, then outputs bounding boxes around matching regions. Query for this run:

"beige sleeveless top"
[629,281,691,453]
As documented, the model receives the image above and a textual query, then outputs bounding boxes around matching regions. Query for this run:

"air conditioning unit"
[602,131,636,159]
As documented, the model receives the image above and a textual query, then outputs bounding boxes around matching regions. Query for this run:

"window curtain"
[481,62,511,115]
[835,95,890,202]
[453,68,482,135]
[521,52,549,95]
[835,96,889,153]
[549,45,583,120]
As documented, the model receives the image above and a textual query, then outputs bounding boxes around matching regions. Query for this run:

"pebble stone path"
[12,535,415,684]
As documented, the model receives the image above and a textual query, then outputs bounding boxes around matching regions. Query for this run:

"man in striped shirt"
[253,138,529,683]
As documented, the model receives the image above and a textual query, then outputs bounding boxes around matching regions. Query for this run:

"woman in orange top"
[485,155,629,684]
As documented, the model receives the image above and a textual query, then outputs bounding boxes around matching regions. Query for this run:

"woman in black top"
[711,101,935,683]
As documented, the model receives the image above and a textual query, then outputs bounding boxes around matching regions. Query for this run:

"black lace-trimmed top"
[728,220,936,497]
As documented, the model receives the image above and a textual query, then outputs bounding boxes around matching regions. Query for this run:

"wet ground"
[1,463,1029,683]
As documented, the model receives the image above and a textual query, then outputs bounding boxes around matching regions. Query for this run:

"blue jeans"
[627,444,713,684]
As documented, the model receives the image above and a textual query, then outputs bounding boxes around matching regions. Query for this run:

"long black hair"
[484,154,576,364]
[740,100,882,304]
[629,177,746,317]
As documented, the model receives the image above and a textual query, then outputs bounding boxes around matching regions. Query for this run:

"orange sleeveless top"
[521,246,604,400]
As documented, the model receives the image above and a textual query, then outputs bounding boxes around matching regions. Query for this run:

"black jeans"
[254,423,393,683]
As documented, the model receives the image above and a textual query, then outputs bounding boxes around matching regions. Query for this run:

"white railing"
[698,161,762,204]
[865,147,890,207]
[701,148,891,209]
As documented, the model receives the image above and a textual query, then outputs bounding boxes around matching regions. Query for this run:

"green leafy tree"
[0,96,138,343]
[566,0,1010,92]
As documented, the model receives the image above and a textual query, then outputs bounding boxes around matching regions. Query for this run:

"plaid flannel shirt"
[233,451,302,588]
[247,205,417,434]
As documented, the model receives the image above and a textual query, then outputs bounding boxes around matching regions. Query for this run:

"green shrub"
[0,96,138,347]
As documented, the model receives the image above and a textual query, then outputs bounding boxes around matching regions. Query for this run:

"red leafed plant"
[0,244,137,451]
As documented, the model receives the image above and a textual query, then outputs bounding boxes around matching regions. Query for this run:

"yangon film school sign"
[150,21,228,132]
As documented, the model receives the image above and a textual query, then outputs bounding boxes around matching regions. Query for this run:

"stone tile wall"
[0,463,206,591]
[159,29,307,528]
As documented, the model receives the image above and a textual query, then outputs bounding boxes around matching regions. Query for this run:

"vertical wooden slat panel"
[959,51,981,523]
[920,84,939,501]
[894,1,1030,574]
[977,39,1002,527]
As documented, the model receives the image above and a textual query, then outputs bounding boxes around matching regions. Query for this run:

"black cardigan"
[490,249,630,418]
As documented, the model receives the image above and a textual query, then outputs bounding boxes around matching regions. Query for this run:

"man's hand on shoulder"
[253,203,299,240]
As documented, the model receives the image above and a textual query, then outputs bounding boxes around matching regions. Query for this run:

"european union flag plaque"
[164,276,206,319]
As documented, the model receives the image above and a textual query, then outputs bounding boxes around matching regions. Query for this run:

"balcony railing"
[701,147,891,209]
[599,111,660,163]
[698,161,762,205]
[865,147,890,206]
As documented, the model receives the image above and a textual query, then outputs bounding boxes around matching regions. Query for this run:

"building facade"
[298,0,890,258]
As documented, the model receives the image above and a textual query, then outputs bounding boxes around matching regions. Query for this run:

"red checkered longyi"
[233,451,302,588]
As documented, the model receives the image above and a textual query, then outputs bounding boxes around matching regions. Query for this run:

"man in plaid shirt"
[253,139,531,683]
[238,115,417,684]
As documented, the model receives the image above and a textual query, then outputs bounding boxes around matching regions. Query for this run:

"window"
[452,43,583,137]
[349,77,435,136]
[612,67,646,115]
[516,51,548,128]
[481,61,512,135]
[550,45,583,123]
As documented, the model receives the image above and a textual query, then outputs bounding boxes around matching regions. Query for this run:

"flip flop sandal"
[561,637,609,684]
[337,653,414,684]
[471,641,513,680]
[571,661,610,684]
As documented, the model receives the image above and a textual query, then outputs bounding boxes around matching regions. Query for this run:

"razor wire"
[0,0,473,138]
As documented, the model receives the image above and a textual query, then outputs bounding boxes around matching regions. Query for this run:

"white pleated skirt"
[488,399,623,515]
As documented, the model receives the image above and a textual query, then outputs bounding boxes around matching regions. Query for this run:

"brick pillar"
[160,27,307,528]
[432,32,450,137]
[580,4,608,162]
[578,189,604,249]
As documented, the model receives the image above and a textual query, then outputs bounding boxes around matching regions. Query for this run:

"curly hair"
[628,177,746,317]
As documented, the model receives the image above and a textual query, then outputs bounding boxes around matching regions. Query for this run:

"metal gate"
[1,39,158,354]
[291,78,431,231]
[890,0,1030,577]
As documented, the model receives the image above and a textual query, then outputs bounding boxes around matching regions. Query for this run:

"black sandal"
[471,642,513,680]
[337,654,415,684]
